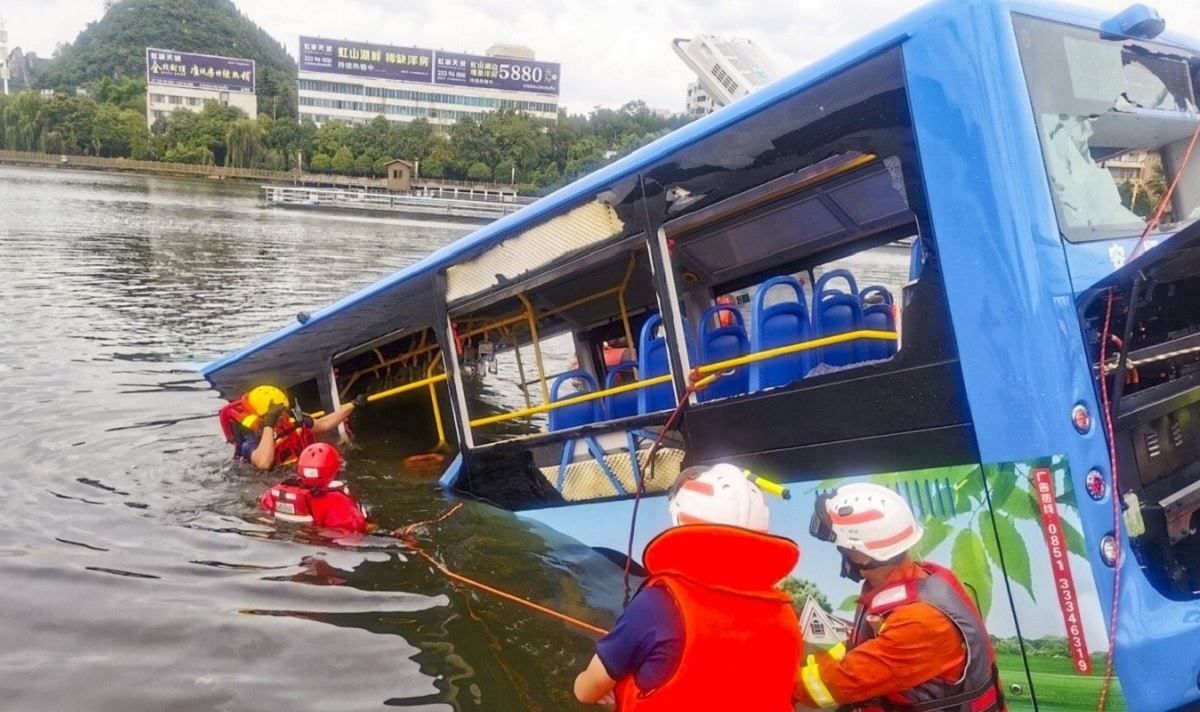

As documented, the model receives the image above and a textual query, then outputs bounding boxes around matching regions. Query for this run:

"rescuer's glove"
[352,393,369,408]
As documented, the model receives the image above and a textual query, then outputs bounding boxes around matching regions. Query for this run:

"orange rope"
[393,503,609,637]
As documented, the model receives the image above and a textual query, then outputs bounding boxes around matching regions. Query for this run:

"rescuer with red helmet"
[573,463,802,710]
[258,443,369,533]
[218,385,367,471]
[795,482,1005,711]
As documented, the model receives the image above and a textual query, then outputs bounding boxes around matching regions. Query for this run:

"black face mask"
[838,547,901,582]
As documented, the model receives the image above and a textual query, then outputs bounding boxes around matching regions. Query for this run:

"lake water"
[0,165,617,711]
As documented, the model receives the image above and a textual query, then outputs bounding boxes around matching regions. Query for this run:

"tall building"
[673,35,779,113]
[297,37,560,128]
[686,81,715,118]
[1,22,10,96]
[145,48,257,126]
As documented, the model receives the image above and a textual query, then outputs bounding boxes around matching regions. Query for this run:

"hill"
[35,0,296,118]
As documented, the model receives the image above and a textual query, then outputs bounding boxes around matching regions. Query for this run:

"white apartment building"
[686,81,716,117]
[144,48,257,127]
[673,35,779,110]
[147,85,257,125]
[297,38,559,128]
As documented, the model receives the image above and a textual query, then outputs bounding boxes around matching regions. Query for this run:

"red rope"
[394,503,608,637]
[622,369,716,606]
[1096,288,1121,712]
[1096,121,1200,711]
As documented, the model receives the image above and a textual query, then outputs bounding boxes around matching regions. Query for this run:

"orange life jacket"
[615,524,802,711]
[218,396,315,467]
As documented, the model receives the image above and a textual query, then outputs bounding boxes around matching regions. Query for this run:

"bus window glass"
[1014,14,1200,241]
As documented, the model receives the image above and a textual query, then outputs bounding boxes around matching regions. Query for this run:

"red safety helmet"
[296,443,343,488]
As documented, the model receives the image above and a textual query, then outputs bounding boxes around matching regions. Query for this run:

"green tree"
[226,118,264,168]
[354,152,375,175]
[467,161,492,182]
[494,159,515,184]
[331,146,355,174]
[780,578,833,614]
[310,152,332,172]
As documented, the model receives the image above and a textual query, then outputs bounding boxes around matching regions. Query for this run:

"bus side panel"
[780,464,1033,702]
[982,456,1124,711]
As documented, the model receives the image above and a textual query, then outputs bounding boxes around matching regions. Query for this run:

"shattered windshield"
[1015,15,1200,241]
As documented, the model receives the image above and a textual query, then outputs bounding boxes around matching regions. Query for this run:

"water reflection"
[0,165,613,711]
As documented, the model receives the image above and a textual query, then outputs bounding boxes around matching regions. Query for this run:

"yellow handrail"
[310,372,449,418]
[467,329,898,428]
[518,293,551,405]
[469,374,673,427]
[694,329,898,375]
[426,357,448,449]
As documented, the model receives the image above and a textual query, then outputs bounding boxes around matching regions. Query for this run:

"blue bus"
[205,1,1200,708]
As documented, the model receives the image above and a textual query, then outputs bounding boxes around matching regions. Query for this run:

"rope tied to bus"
[391,503,608,638]
[621,367,722,606]
[1096,119,1200,712]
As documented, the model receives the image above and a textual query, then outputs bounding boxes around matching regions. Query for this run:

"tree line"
[0,79,690,192]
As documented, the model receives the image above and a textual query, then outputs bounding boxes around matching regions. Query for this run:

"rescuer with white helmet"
[796,482,1005,712]
[574,463,801,710]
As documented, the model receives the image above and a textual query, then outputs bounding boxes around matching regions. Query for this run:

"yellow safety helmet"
[246,385,288,415]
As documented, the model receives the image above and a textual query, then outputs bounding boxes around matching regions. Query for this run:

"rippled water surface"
[0,165,618,711]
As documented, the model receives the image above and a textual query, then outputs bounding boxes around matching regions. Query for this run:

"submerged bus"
[204,1,1200,709]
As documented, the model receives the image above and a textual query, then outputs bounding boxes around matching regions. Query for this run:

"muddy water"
[0,165,616,712]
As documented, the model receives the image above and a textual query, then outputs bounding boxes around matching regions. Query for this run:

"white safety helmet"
[669,463,770,532]
[810,482,923,562]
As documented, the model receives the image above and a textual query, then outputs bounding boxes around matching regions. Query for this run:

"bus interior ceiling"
[1082,236,1200,599]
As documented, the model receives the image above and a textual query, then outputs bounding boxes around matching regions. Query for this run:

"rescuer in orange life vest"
[258,443,369,533]
[218,385,365,471]
[796,482,1006,712]
[573,463,802,710]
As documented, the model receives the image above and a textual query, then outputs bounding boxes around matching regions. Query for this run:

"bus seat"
[815,270,864,367]
[750,276,812,392]
[605,361,640,420]
[549,369,601,431]
[860,285,898,360]
[699,304,750,401]
[637,313,694,414]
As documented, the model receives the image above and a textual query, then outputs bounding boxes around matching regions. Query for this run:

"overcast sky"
[5,0,1200,113]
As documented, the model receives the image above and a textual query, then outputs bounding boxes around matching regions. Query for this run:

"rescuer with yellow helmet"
[218,385,366,470]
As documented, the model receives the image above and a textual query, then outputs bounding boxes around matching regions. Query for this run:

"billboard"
[434,51,560,96]
[299,37,561,97]
[300,36,433,83]
[145,48,255,93]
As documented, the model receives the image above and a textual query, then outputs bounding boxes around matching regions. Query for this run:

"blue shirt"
[237,434,261,460]
[595,585,684,692]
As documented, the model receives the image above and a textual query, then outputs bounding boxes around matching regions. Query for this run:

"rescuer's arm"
[312,394,367,434]
[574,654,617,704]
[248,428,277,470]
[795,602,962,708]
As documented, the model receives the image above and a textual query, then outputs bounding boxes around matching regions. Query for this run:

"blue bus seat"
[750,276,812,392]
[548,369,601,431]
[860,285,898,360]
[699,304,750,401]
[814,270,865,367]
[605,361,640,419]
[637,313,695,414]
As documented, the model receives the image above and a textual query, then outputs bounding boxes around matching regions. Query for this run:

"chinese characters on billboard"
[434,51,560,96]
[299,37,561,97]
[145,48,255,93]
[300,37,433,83]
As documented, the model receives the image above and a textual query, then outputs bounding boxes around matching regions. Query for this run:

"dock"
[262,185,535,222]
